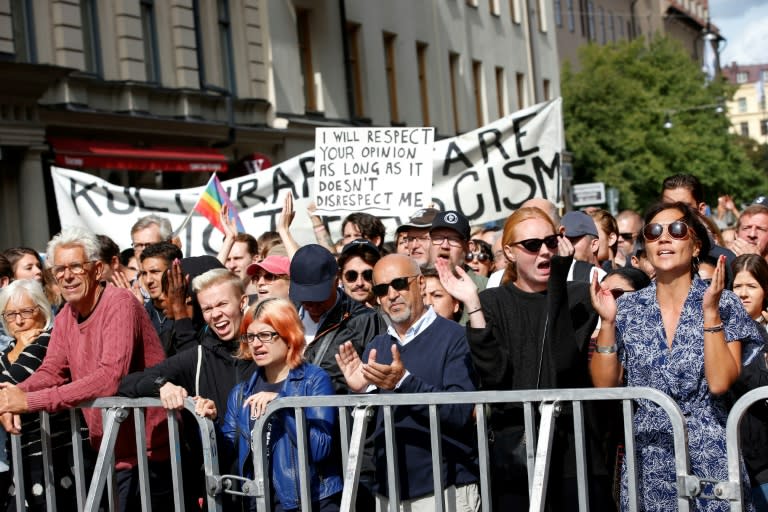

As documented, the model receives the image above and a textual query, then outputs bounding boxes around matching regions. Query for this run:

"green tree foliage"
[562,37,766,211]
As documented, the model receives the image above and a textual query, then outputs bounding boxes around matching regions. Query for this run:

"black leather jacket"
[302,290,386,393]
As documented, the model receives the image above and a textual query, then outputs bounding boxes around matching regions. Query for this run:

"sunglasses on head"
[343,269,373,283]
[371,275,417,297]
[643,221,689,242]
[511,234,560,253]
[465,252,491,263]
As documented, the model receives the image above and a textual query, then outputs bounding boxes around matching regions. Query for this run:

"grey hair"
[0,279,54,333]
[46,226,101,265]
[191,268,245,296]
[130,214,173,240]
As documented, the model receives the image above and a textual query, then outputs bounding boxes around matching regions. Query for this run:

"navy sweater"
[363,315,479,500]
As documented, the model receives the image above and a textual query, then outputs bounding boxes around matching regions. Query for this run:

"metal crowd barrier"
[725,386,768,512]
[247,387,694,512]
[8,386,765,512]
[8,397,222,512]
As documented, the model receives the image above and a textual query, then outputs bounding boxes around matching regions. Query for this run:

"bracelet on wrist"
[467,307,483,315]
[595,344,618,354]
[703,323,724,333]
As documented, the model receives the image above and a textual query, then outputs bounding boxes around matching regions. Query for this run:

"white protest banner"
[313,127,434,216]
[51,99,563,256]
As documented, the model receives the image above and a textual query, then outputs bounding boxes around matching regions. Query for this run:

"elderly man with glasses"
[0,226,172,510]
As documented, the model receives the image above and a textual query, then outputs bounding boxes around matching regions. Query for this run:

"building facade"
[0,0,559,251]
[554,0,718,71]
[722,63,768,144]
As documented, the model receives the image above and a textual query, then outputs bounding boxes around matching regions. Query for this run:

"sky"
[708,0,768,66]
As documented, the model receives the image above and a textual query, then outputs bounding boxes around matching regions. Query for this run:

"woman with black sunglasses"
[437,206,611,510]
[590,202,762,511]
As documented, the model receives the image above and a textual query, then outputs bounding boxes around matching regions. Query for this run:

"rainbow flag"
[194,174,245,233]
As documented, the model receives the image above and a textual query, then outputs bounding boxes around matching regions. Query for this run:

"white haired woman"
[0,279,83,511]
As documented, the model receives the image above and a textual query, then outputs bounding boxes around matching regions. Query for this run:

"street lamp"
[701,18,726,83]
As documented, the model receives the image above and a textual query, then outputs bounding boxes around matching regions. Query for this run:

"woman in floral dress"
[590,202,761,511]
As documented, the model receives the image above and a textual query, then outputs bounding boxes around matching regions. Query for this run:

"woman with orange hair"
[213,298,342,511]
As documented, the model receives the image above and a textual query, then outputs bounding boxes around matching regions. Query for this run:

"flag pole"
[172,173,217,237]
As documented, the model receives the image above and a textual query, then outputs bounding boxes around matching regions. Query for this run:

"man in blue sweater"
[336,254,480,511]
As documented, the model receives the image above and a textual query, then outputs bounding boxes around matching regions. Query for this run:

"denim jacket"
[221,362,342,509]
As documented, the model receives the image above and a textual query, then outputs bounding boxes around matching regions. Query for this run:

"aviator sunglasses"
[371,275,418,297]
[642,221,689,242]
[511,234,560,253]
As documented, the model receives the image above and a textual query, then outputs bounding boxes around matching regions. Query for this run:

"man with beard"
[336,254,479,510]
[290,244,385,393]
[337,239,380,308]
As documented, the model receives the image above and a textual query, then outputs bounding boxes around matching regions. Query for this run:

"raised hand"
[589,271,617,323]
[165,259,190,320]
[557,233,574,258]
[703,255,726,312]
[435,258,479,306]
[111,270,144,303]
[277,193,296,233]
[219,204,240,238]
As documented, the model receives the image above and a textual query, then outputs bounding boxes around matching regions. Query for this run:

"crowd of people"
[0,172,766,511]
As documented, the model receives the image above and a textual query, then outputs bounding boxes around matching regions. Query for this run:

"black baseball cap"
[289,244,339,303]
[430,210,470,241]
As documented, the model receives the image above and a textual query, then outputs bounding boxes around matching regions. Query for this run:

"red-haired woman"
[437,206,610,510]
[208,298,342,511]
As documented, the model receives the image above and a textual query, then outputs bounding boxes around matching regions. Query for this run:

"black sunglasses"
[511,234,560,253]
[465,252,491,263]
[643,221,689,242]
[343,269,373,283]
[372,275,418,297]
[619,232,636,241]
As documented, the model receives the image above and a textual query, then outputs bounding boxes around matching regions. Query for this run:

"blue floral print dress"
[615,277,761,511]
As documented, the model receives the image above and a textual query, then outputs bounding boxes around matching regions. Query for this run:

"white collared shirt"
[387,306,437,346]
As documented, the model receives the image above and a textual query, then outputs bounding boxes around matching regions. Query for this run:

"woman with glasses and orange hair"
[203,298,342,511]
[590,202,762,512]
[437,206,611,510]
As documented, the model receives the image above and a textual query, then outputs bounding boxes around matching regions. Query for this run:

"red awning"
[49,137,228,172]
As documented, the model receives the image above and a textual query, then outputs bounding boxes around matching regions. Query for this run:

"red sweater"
[19,285,170,469]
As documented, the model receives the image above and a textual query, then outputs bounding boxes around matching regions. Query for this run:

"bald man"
[337,254,480,510]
